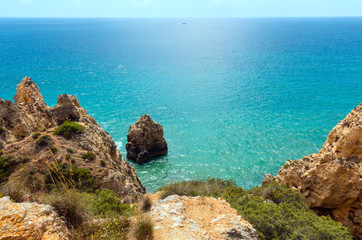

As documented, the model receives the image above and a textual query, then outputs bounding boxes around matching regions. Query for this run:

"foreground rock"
[0,76,145,198]
[277,103,362,237]
[150,194,257,240]
[126,114,168,164]
[0,196,68,240]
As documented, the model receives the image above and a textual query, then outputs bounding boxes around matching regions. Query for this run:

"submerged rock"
[0,196,69,240]
[150,194,258,240]
[277,102,362,237]
[0,76,145,198]
[126,114,168,164]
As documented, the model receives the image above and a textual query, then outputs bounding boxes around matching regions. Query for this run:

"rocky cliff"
[148,194,257,240]
[277,103,362,237]
[0,76,145,197]
[0,196,69,240]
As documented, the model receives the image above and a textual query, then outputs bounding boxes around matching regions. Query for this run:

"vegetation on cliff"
[53,121,84,139]
[159,178,352,240]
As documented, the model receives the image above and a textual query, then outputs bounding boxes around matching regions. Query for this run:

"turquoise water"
[0,18,361,192]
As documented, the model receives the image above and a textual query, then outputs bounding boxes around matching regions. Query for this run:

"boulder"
[150,194,258,240]
[0,196,69,240]
[52,94,81,124]
[277,102,362,237]
[126,115,168,164]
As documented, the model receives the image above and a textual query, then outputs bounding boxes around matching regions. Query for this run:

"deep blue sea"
[0,18,361,192]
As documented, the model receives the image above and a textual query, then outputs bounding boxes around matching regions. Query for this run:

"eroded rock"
[126,114,168,164]
[150,194,258,240]
[0,196,69,240]
[277,102,362,237]
[0,77,145,198]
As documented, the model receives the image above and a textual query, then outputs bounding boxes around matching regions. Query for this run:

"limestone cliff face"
[0,196,69,240]
[0,76,145,197]
[277,103,362,237]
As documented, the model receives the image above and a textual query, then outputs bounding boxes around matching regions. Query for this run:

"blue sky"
[1,0,362,17]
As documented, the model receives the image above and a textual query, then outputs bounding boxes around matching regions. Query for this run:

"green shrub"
[53,121,84,139]
[82,152,96,161]
[141,196,152,212]
[71,217,130,240]
[36,135,52,147]
[0,179,29,202]
[0,155,30,183]
[18,134,26,139]
[46,189,91,228]
[44,162,96,192]
[50,147,58,153]
[159,179,352,240]
[32,132,41,139]
[92,189,133,217]
[0,150,3,156]
[67,148,74,153]
[158,177,236,199]
[133,216,154,240]
[100,159,106,167]
[0,126,5,134]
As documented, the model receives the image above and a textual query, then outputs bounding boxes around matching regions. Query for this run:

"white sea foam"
[115,141,123,149]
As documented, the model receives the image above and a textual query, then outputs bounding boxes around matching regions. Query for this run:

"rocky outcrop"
[149,194,257,240]
[0,196,68,240]
[277,103,362,237]
[0,76,145,198]
[126,114,168,164]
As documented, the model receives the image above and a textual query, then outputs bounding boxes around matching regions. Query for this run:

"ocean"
[0,18,361,192]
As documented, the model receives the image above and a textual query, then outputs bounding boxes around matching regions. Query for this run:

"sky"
[0,0,362,18]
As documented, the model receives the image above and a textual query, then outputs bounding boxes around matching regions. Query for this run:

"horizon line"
[1,16,362,19]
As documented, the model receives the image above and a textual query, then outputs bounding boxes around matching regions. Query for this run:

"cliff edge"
[0,76,145,198]
[277,103,362,237]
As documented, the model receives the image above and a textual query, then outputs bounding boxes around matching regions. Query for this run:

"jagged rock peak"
[14,76,46,106]
[52,94,82,124]
[277,102,362,237]
[0,76,146,198]
[126,114,168,164]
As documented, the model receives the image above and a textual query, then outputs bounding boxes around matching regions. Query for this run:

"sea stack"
[126,114,168,164]
[277,102,362,237]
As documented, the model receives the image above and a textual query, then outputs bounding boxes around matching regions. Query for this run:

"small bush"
[159,179,352,240]
[92,189,133,217]
[32,132,41,139]
[18,134,26,139]
[133,216,154,240]
[67,148,74,153]
[46,189,91,228]
[44,162,96,192]
[50,147,58,153]
[0,150,3,156]
[141,196,152,212]
[100,159,106,167]
[158,177,236,199]
[0,155,30,183]
[0,178,29,202]
[53,121,84,139]
[36,135,52,147]
[0,126,5,134]
[71,217,130,240]
[82,152,96,161]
